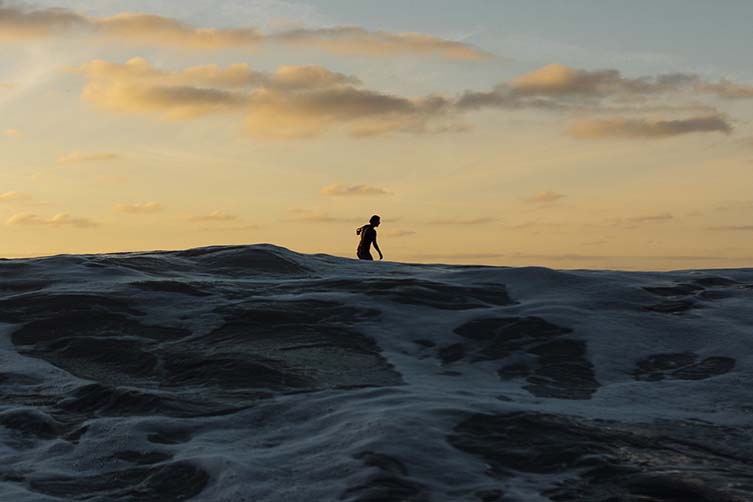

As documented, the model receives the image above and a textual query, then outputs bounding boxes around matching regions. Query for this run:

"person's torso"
[358,225,376,248]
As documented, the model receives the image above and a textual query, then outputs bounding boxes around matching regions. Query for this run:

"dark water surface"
[0,245,751,501]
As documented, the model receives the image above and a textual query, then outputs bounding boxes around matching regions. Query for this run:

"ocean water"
[0,244,751,501]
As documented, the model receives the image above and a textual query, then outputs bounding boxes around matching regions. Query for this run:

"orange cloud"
[510,64,698,97]
[113,202,163,214]
[74,58,262,88]
[0,4,490,59]
[244,88,449,138]
[524,191,566,203]
[382,229,416,237]
[285,209,360,223]
[567,115,731,139]
[268,65,360,90]
[198,223,260,232]
[72,59,743,140]
[73,60,360,122]
[190,211,238,222]
[708,225,753,231]
[74,58,455,136]
[715,200,753,211]
[604,213,674,228]
[93,12,261,49]
[82,81,248,120]
[0,3,87,41]
[696,79,753,99]
[7,212,97,228]
[457,65,704,112]
[626,213,673,223]
[0,191,25,202]
[321,184,389,196]
[58,150,120,163]
[426,217,495,225]
[268,27,492,60]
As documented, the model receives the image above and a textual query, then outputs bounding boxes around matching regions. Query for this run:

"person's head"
[369,214,381,227]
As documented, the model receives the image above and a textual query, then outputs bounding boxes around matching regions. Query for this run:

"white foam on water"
[0,245,751,501]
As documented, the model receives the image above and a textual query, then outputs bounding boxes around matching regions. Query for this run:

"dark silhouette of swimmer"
[356,215,383,260]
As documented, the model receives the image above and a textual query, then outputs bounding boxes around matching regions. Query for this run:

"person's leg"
[357,246,373,260]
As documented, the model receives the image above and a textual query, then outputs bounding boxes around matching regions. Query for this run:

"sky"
[1,0,753,269]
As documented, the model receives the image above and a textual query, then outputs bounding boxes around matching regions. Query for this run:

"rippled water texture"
[0,245,751,501]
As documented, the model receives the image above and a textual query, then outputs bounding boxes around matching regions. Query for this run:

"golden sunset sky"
[1,0,752,269]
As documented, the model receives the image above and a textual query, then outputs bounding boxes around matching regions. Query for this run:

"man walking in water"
[356,215,383,260]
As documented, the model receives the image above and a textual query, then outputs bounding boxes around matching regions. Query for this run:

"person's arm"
[373,235,383,260]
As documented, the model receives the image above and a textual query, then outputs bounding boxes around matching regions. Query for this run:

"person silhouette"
[356,215,383,261]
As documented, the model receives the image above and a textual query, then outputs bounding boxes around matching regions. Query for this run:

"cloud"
[70,58,743,140]
[187,211,259,230]
[285,209,360,223]
[426,217,495,225]
[0,83,16,90]
[74,58,455,136]
[0,2,87,41]
[604,213,673,228]
[455,85,567,111]
[93,12,262,49]
[74,62,231,119]
[3,128,20,137]
[567,115,731,139]
[190,211,238,222]
[113,202,163,214]
[501,220,565,230]
[0,6,262,47]
[73,60,361,121]
[625,213,673,223]
[58,150,120,163]
[0,4,490,59]
[267,65,360,90]
[0,191,26,202]
[707,225,753,231]
[733,137,753,149]
[198,223,260,232]
[0,191,46,207]
[715,200,753,211]
[320,184,389,196]
[524,191,566,203]
[244,88,450,138]
[268,27,492,60]
[510,64,698,98]
[6,212,97,228]
[456,65,722,114]
[382,229,416,237]
[696,80,753,99]
[407,252,507,261]
[457,65,701,111]
[74,58,262,88]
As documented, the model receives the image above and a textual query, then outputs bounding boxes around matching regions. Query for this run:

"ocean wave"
[0,245,751,501]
